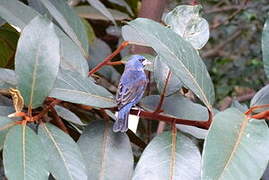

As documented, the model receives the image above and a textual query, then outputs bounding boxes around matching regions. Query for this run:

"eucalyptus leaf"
[86,0,116,24]
[75,5,129,21]
[108,0,134,16]
[176,124,208,139]
[231,100,248,113]
[15,16,60,109]
[0,116,15,149]
[50,69,116,108]
[3,125,49,180]
[164,5,209,49]
[55,105,84,125]
[0,24,19,68]
[28,0,50,16]
[0,68,16,89]
[133,131,201,180]
[39,123,87,180]
[202,108,269,180]
[88,38,121,84]
[78,120,134,180]
[250,84,269,112]
[154,55,182,96]
[122,18,215,109]
[262,17,269,79]
[0,0,89,77]
[141,95,209,121]
[39,0,88,55]
[0,106,14,116]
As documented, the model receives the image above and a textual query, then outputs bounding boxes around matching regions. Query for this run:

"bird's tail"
[113,104,132,132]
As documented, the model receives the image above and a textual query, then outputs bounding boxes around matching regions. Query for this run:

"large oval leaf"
[50,69,116,108]
[3,125,49,180]
[0,0,89,77]
[15,16,60,109]
[122,18,214,109]
[133,131,201,180]
[202,108,269,180]
[38,123,87,180]
[0,116,16,149]
[39,0,88,55]
[54,105,84,125]
[77,120,134,180]
[141,94,209,121]
[262,17,269,79]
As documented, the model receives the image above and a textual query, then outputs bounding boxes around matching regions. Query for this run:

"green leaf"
[3,125,49,180]
[0,68,16,89]
[39,0,88,55]
[133,131,201,179]
[164,5,209,49]
[250,84,269,112]
[88,38,120,84]
[108,0,134,16]
[50,69,116,108]
[122,18,215,109]
[141,94,209,121]
[202,108,269,180]
[75,5,129,21]
[15,16,60,109]
[0,116,15,149]
[0,24,19,68]
[86,0,116,24]
[262,17,269,79]
[0,106,14,116]
[81,18,96,45]
[154,55,182,96]
[0,0,89,77]
[55,105,85,125]
[176,124,208,139]
[38,123,87,180]
[77,120,134,180]
[0,0,39,30]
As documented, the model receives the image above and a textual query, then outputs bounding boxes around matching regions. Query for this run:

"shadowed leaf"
[77,120,134,180]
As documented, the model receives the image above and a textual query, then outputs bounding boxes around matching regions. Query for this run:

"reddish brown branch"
[88,41,129,76]
[33,99,62,121]
[50,107,69,134]
[106,61,124,66]
[251,110,269,120]
[245,104,269,115]
[154,70,172,113]
[130,109,212,129]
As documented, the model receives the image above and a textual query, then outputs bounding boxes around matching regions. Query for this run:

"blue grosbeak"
[113,55,150,132]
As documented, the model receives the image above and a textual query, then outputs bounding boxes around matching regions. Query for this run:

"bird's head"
[125,55,151,70]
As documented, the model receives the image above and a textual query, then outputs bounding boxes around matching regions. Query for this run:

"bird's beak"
[142,59,152,66]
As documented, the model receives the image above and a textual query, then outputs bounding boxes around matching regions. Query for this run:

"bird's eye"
[139,58,145,62]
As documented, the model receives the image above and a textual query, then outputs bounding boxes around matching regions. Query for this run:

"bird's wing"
[116,78,147,109]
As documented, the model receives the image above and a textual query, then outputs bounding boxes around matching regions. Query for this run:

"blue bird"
[113,55,151,132]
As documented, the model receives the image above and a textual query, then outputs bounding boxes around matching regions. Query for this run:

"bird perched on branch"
[113,55,151,132]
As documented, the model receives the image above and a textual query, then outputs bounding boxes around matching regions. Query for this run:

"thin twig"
[154,70,172,113]
[202,29,242,58]
[50,107,69,134]
[33,99,62,121]
[210,0,249,29]
[130,109,212,129]
[88,41,129,76]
